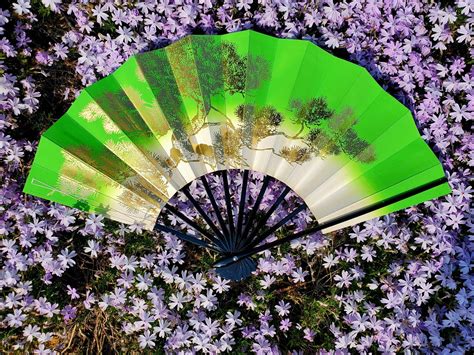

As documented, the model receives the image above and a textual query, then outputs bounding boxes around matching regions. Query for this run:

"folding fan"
[23,30,451,280]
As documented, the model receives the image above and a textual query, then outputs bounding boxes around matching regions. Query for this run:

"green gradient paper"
[23,30,451,231]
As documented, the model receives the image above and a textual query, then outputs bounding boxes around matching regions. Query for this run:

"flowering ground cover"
[0,0,473,353]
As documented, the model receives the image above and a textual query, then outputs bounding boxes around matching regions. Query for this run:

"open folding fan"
[23,30,451,280]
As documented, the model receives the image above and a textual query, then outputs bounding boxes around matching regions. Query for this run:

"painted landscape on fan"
[23,30,450,232]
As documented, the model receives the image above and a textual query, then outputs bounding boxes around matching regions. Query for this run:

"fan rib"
[235,169,250,250]
[154,223,217,252]
[182,187,229,250]
[314,139,442,220]
[164,204,225,251]
[242,33,281,171]
[244,204,307,252]
[188,36,222,169]
[282,57,367,189]
[135,52,205,180]
[238,175,271,250]
[126,58,189,189]
[318,160,444,224]
[166,38,217,172]
[200,174,231,247]
[238,31,254,167]
[244,185,291,247]
[221,171,235,238]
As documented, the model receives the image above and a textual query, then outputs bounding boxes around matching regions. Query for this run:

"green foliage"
[222,42,270,96]
[285,328,310,350]
[258,105,283,126]
[235,103,247,120]
[73,200,90,211]
[222,42,247,95]
[100,18,117,34]
[235,104,283,141]
[34,0,52,17]
[341,129,376,162]
[279,145,312,163]
[305,128,341,156]
[246,54,271,91]
[291,97,334,127]
[300,295,341,346]
[286,97,376,163]
[124,231,157,256]
[92,267,119,294]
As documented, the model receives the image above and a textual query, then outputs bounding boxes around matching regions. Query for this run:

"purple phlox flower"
[110,287,127,306]
[361,245,376,262]
[136,272,153,291]
[169,291,191,310]
[28,217,45,235]
[117,271,134,289]
[190,272,207,293]
[252,336,272,354]
[84,214,104,233]
[303,327,316,342]
[138,329,156,349]
[35,50,53,66]
[200,317,220,337]
[13,0,31,16]
[225,310,242,327]
[3,292,22,309]
[212,275,230,293]
[128,222,144,234]
[83,290,96,309]
[259,274,276,289]
[279,318,292,332]
[322,253,340,268]
[58,248,76,268]
[57,209,76,227]
[334,270,353,289]
[335,332,356,349]
[381,291,403,309]
[83,239,100,258]
[275,300,291,317]
[260,320,276,338]
[23,324,40,342]
[154,319,172,338]
[61,305,77,323]
[41,0,62,12]
[110,253,127,269]
[138,310,156,330]
[237,293,256,310]
[66,285,79,299]
[122,255,139,272]
[198,289,218,310]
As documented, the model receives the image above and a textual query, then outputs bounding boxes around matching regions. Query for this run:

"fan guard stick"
[154,223,219,252]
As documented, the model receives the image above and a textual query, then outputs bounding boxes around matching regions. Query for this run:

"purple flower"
[61,305,77,322]
[303,327,315,342]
